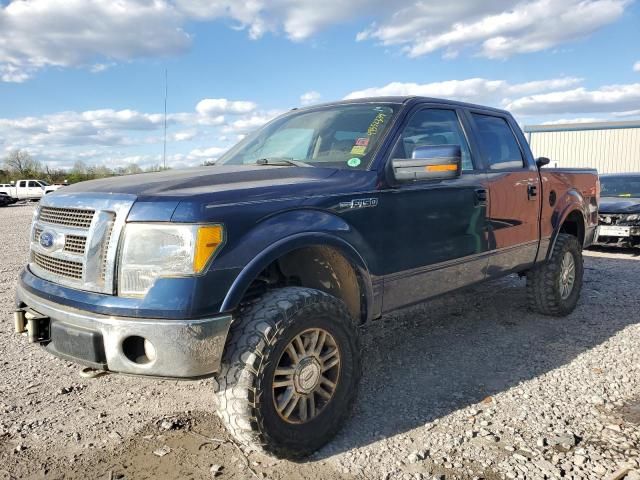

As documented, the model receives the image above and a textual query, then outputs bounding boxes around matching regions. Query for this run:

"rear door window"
[471,114,524,170]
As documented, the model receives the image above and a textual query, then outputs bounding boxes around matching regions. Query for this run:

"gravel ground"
[1,203,639,480]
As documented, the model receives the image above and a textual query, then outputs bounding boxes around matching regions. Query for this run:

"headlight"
[118,223,224,297]
[625,214,640,222]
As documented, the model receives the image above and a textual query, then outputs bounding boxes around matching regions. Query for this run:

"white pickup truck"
[0,180,62,201]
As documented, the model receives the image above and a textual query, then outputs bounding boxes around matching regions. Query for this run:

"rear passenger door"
[467,111,540,276]
[27,181,43,199]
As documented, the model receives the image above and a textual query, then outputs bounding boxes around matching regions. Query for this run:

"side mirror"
[392,145,462,182]
[536,157,551,168]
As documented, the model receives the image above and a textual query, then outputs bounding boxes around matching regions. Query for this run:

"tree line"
[0,149,167,185]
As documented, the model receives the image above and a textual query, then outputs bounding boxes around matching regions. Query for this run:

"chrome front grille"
[29,194,135,294]
[39,206,95,229]
[100,222,115,281]
[64,235,87,254]
[33,252,83,279]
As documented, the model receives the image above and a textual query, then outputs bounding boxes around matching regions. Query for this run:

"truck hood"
[599,196,640,214]
[59,165,342,200]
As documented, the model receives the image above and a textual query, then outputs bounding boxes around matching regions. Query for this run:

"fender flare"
[546,195,587,260]
[220,232,374,322]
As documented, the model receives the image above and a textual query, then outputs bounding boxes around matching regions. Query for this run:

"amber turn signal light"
[194,225,224,273]
[424,164,458,172]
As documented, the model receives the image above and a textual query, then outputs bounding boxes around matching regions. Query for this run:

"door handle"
[474,188,488,206]
[527,184,537,199]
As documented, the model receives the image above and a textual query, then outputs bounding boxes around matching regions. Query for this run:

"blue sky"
[0,0,639,170]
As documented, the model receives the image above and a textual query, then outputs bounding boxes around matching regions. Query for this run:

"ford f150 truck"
[0,179,62,201]
[595,173,640,248]
[14,97,599,458]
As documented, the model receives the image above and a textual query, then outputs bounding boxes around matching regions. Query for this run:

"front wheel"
[526,233,584,316]
[213,287,360,458]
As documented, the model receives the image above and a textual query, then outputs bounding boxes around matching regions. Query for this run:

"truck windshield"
[600,176,640,198]
[216,103,399,170]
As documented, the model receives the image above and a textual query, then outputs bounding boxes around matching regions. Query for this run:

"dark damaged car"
[595,174,640,248]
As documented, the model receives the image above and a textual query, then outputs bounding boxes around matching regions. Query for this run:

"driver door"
[379,106,490,312]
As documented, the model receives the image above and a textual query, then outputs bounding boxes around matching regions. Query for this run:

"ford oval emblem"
[39,231,55,249]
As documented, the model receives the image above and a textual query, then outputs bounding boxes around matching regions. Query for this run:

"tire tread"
[526,233,583,316]
[213,287,358,458]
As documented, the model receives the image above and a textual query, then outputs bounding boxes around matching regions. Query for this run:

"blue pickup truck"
[14,97,599,457]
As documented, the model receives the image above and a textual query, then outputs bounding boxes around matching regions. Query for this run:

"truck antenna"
[162,68,168,170]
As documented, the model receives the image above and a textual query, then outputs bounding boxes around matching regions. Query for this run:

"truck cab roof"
[295,96,511,116]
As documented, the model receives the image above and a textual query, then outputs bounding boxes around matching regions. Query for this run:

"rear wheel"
[213,287,360,458]
[526,233,584,316]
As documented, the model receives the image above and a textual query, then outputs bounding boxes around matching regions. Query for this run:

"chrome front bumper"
[16,283,232,378]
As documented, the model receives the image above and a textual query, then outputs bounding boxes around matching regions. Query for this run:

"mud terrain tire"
[214,287,360,458]
[527,233,584,316]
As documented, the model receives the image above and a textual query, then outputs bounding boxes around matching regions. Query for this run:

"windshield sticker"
[350,145,366,155]
[367,113,387,136]
[355,137,369,146]
[347,157,362,168]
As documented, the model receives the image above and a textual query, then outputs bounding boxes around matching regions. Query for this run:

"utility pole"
[163,68,168,170]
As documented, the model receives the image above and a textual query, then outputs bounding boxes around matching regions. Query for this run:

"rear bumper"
[15,282,232,378]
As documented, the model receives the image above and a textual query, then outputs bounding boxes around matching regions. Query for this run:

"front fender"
[216,209,374,319]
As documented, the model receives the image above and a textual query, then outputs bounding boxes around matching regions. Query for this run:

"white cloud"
[174,0,391,41]
[90,63,115,73]
[541,118,602,125]
[170,130,197,142]
[0,96,280,169]
[613,109,640,117]
[300,91,322,105]
[344,77,640,121]
[187,146,228,160]
[0,0,190,82]
[634,61,640,72]
[505,83,640,115]
[357,0,628,59]
[196,98,257,116]
[344,77,582,104]
[1,63,30,82]
[223,111,284,134]
[505,78,584,95]
[1,0,630,82]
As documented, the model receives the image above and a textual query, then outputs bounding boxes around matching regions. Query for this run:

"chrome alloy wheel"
[559,251,576,300]
[272,328,341,424]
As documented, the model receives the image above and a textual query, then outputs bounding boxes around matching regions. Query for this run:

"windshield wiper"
[255,157,312,167]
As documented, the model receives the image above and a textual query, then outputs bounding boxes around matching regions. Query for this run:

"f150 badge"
[338,198,379,210]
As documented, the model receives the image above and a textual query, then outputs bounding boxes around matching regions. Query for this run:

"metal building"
[523,120,640,173]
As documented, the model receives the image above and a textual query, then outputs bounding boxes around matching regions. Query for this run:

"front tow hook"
[14,309,27,334]
[14,309,50,343]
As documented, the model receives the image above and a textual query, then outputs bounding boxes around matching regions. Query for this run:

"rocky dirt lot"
[1,203,639,480]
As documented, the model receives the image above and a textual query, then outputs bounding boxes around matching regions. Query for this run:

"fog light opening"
[122,336,156,365]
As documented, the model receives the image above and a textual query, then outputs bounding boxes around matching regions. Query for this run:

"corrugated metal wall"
[527,127,640,174]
